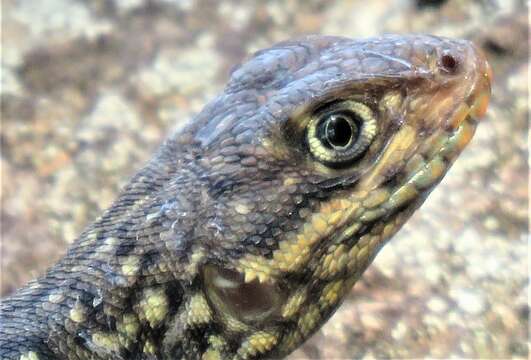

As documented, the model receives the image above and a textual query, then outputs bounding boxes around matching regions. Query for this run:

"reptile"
[0,34,491,360]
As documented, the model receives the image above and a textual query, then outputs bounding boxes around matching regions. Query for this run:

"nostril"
[440,53,459,74]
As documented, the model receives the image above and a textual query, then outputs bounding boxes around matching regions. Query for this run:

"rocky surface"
[1,0,528,358]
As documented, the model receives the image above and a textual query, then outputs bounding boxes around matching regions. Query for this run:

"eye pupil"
[321,114,357,149]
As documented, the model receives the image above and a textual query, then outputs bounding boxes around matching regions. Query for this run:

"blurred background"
[1,0,528,358]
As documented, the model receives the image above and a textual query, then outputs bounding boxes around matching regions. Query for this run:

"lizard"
[0,34,491,360]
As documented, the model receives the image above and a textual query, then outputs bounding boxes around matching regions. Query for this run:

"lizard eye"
[203,264,286,323]
[307,100,378,166]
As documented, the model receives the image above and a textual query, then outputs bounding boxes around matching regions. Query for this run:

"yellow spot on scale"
[223,311,250,333]
[92,332,121,353]
[281,288,307,318]
[428,156,446,179]
[283,177,299,186]
[234,202,252,215]
[359,208,386,222]
[48,292,65,304]
[237,331,278,359]
[361,124,416,188]
[202,349,222,360]
[186,294,212,326]
[409,155,446,189]
[69,303,86,323]
[363,188,390,208]
[116,314,140,348]
[311,215,328,235]
[379,91,403,114]
[386,183,418,209]
[315,243,349,279]
[139,287,169,328]
[145,211,159,221]
[319,280,345,309]
[263,138,291,160]
[120,256,140,276]
[143,339,156,354]
[117,313,140,340]
[209,335,226,347]
[298,304,320,336]
[185,249,206,275]
[19,352,39,360]
[237,193,362,278]
[98,236,119,254]
[202,336,228,360]
[328,210,343,227]
[342,222,361,239]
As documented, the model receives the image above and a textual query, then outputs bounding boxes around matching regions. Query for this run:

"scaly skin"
[0,35,491,359]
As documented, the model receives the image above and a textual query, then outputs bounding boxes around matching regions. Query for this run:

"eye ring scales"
[307,100,378,166]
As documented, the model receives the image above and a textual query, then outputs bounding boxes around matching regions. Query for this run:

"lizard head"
[158,35,491,359]
[0,35,491,360]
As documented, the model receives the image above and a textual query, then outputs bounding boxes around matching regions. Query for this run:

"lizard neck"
[0,140,210,359]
